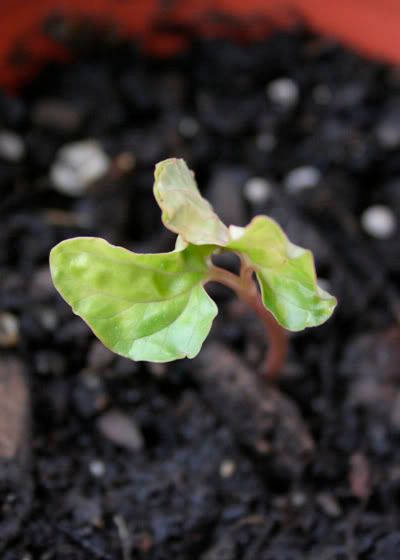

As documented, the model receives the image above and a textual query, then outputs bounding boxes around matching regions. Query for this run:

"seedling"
[50,158,336,378]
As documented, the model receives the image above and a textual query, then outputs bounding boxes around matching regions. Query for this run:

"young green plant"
[50,158,337,378]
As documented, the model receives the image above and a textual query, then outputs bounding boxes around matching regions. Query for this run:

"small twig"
[0,357,31,550]
[207,265,288,379]
[114,514,132,560]
[55,523,113,560]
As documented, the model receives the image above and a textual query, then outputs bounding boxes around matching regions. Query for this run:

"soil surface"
[1,24,400,559]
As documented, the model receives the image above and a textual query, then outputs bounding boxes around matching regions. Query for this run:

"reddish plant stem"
[207,265,288,380]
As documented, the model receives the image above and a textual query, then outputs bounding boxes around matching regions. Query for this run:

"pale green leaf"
[227,217,337,331]
[154,158,229,246]
[50,237,217,362]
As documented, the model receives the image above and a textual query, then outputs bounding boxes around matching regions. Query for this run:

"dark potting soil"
[1,24,400,559]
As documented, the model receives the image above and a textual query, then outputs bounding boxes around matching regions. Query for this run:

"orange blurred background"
[1,0,400,89]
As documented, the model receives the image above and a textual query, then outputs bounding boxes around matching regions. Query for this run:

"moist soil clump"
[1,25,400,559]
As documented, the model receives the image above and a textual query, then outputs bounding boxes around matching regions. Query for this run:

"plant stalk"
[207,265,288,380]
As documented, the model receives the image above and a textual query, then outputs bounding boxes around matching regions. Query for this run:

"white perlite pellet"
[0,130,25,162]
[89,460,106,478]
[243,177,273,204]
[219,459,236,478]
[178,116,199,138]
[50,140,110,196]
[377,123,400,149]
[267,78,299,107]
[0,311,19,347]
[284,166,321,193]
[361,205,396,239]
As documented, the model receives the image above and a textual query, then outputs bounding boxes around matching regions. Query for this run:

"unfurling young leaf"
[154,158,229,246]
[50,157,337,373]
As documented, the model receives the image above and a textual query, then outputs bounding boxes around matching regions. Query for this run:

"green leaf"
[50,237,217,362]
[227,217,337,331]
[154,158,229,246]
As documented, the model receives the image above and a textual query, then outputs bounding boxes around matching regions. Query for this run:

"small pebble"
[273,495,289,510]
[178,116,199,138]
[243,177,273,204]
[97,409,144,451]
[82,371,103,390]
[50,140,110,196]
[377,123,400,149]
[267,78,299,107]
[37,307,58,331]
[0,357,29,459]
[255,439,271,454]
[361,205,396,239]
[0,311,19,347]
[256,131,276,152]
[32,99,82,132]
[317,493,342,517]
[349,452,371,499]
[219,459,236,478]
[376,107,400,149]
[114,152,136,173]
[89,460,106,478]
[284,166,321,193]
[0,130,25,162]
[291,491,307,508]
